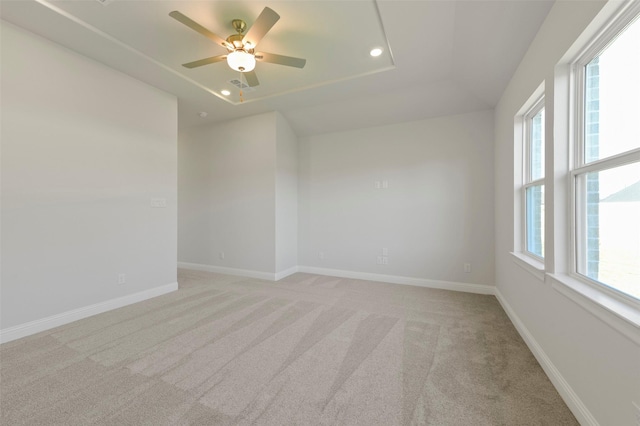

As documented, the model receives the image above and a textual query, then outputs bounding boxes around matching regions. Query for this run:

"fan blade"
[255,52,306,69]
[242,7,280,49]
[244,70,260,87]
[182,55,227,69]
[169,11,231,50]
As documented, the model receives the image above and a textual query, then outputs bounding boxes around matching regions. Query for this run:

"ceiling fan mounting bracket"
[231,19,247,34]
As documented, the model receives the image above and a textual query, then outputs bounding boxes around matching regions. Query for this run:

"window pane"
[576,162,640,299]
[529,108,545,180]
[526,184,545,258]
[584,17,640,163]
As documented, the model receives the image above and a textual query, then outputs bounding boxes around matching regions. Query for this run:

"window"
[572,13,640,300]
[523,98,545,260]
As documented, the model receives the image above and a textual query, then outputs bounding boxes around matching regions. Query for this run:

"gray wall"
[178,112,277,274]
[178,111,298,277]
[275,113,299,274]
[1,22,178,330]
[298,110,495,287]
[179,109,494,288]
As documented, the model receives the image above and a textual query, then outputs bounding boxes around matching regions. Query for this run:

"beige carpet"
[1,269,577,425]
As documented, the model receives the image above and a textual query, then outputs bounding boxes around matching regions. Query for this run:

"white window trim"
[548,273,640,345]
[510,251,545,282]
[521,95,546,263]
[553,0,640,338]
[569,3,640,300]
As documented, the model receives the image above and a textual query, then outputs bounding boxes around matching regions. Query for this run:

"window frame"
[522,96,546,262]
[569,5,640,304]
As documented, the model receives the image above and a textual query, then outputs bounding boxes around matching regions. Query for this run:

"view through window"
[575,15,640,299]
[525,103,545,259]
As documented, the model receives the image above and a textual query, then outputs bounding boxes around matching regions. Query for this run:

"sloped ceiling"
[0,0,554,136]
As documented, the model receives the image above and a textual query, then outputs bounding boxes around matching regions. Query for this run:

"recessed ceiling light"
[198,111,208,118]
[370,47,383,57]
[221,90,231,96]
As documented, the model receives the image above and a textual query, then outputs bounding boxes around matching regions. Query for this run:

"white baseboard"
[275,266,299,281]
[178,262,276,281]
[298,266,495,295]
[178,262,300,282]
[0,282,178,345]
[178,262,494,295]
[494,288,598,426]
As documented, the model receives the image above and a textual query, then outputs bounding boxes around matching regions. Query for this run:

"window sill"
[510,252,545,282]
[548,273,640,345]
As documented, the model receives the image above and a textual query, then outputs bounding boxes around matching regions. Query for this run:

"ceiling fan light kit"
[227,50,256,72]
[169,7,306,93]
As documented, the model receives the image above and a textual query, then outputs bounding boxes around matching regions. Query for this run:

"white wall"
[178,112,277,274]
[298,110,495,287]
[494,1,640,425]
[0,22,178,331]
[275,112,298,274]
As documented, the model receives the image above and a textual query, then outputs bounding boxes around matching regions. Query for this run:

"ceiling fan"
[169,7,306,87]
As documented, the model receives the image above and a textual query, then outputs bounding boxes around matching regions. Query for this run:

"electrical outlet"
[118,274,126,285]
[219,252,225,260]
[375,180,381,189]
[318,251,325,260]
[377,256,389,265]
[382,180,388,189]
[464,263,472,273]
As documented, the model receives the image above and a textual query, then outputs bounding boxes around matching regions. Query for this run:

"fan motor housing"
[226,33,246,49]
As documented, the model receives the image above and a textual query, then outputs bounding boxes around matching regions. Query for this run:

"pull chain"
[239,70,244,103]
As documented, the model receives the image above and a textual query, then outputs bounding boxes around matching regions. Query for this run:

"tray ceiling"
[1,0,554,135]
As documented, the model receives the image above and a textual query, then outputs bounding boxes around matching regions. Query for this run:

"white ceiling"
[0,0,554,136]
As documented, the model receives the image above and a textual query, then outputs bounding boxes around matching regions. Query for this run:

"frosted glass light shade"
[227,50,256,72]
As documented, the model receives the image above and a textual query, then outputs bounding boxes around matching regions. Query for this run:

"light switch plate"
[151,198,167,208]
